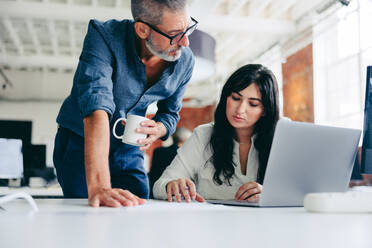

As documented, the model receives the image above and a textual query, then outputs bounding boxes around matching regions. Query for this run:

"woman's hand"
[166,179,205,203]
[235,181,262,202]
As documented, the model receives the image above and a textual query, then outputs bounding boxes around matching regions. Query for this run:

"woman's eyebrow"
[249,97,262,102]
[232,92,262,102]
[232,91,242,96]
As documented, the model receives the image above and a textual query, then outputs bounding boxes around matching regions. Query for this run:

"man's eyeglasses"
[136,17,198,45]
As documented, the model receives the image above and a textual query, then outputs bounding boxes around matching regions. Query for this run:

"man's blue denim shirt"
[56,19,195,143]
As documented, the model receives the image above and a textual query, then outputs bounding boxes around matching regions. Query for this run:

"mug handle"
[112,117,126,139]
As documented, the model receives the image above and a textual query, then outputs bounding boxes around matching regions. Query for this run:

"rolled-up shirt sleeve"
[75,20,115,118]
[153,58,195,140]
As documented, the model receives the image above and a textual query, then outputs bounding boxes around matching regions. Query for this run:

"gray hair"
[131,0,187,25]
[172,127,192,145]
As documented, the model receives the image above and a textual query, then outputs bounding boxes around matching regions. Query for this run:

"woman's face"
[226,83,264,132]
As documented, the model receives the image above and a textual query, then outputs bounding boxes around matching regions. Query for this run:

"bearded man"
[53,0,196,207]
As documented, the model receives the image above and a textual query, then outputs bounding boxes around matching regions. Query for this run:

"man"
[148,127,191,197]
[53,0,196,207]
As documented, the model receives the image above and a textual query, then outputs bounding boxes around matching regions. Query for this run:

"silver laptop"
[208,119,361,207]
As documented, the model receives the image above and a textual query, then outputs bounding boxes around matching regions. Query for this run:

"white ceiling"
[0,0,347,105]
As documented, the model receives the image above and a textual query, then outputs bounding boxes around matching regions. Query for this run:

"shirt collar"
[233,134,256,146]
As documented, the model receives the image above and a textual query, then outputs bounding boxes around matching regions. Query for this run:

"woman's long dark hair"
[210,64,279,185]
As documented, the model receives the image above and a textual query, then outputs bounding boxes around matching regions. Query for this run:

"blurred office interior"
[0,0,371,181]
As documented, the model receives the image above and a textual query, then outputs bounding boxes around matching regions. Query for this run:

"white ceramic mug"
[112,114,149,146]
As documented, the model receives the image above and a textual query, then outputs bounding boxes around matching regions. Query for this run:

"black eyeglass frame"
[136,17,198,45]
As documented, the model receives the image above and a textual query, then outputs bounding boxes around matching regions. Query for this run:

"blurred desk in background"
[0,186,63,198]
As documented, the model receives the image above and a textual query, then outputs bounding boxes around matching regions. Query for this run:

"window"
[313,0,372,130]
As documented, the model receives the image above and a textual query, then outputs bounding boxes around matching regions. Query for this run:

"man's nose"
[177,34,189,47]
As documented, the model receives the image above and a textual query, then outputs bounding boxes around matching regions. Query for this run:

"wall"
[0,69,72,101]
[0,68,71,168]
[282,44,314,122]
[0,101,62,167]
[178,105,215,130]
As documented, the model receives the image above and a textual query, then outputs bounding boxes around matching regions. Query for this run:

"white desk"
[1,199,372,248]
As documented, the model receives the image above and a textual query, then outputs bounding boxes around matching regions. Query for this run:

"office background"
[0,0,371,172]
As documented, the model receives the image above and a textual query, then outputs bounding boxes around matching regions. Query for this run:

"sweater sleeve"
[152,125,212,200]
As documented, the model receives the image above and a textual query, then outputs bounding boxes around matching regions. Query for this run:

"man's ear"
[134,22,150,39]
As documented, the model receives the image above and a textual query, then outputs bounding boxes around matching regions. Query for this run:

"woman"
[153,64,280,202]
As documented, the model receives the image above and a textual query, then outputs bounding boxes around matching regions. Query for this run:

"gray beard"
[145,33,182,62]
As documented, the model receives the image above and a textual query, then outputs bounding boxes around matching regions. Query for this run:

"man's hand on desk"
[88,188,146,208]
